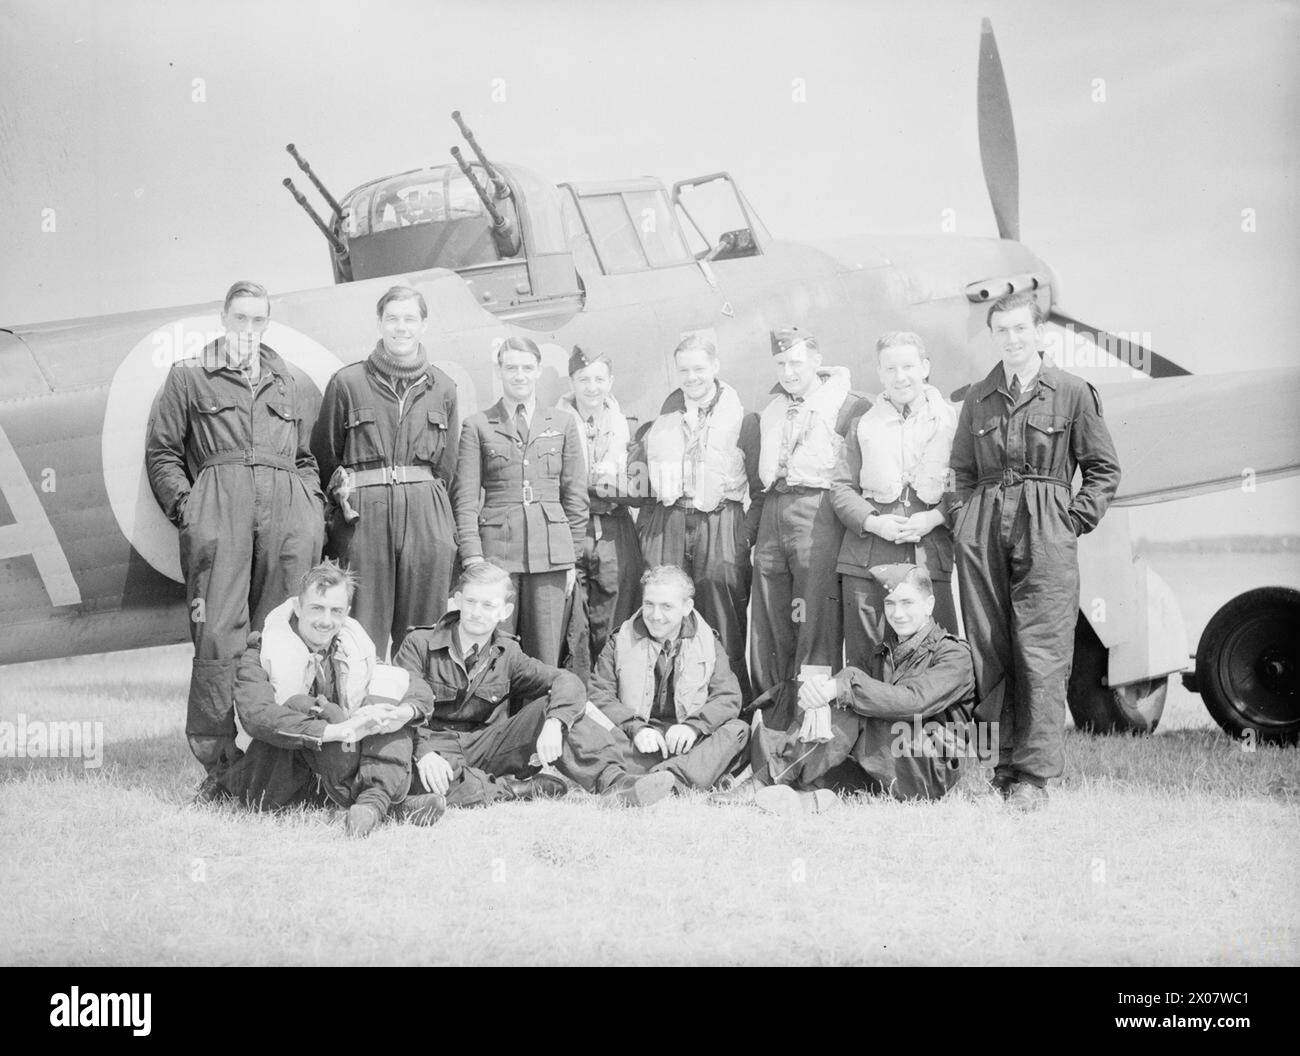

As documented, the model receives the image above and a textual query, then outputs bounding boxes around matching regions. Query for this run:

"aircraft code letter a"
[0,421,81,606]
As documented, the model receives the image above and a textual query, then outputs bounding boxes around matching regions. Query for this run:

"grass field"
[1,642,1297,966]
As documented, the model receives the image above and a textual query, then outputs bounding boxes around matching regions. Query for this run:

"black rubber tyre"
[1195,587,1300,746]
[1067,614,1167,734]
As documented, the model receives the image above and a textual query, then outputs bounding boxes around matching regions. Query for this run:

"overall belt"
[200,449,296,473]
[976,469,1069,489]
[349,465,437,487]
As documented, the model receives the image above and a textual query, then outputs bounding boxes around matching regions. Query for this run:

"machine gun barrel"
[282,178,347,255]
[451,111,511,201]
[450,146,520,256]
[285,143,344,218]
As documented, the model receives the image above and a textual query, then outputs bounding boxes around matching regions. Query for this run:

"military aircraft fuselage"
[0,205,1046,665]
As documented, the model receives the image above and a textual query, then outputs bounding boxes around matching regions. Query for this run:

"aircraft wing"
[1102,366,1300,506]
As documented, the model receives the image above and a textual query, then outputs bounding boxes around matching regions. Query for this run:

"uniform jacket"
[757,367,859,489]
[831,389,955,578]
[256,597,376,710]
[311,351,460,497]
[835,618,976,722]
[396,612,587,754]
[233,625,430,752]
[590,611,742,738]
[949,355,1121,536]
[146,341,323,524]
[452,398,588,572]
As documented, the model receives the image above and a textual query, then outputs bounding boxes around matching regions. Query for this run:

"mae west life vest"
[757,366,852,489]
[856,383,957,505]
[612,612,719,724]
[644,382,748,510]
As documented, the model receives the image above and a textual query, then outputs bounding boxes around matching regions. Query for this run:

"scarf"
[369,340,429,383]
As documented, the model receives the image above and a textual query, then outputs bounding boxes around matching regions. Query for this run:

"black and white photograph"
[1,0,1296,989]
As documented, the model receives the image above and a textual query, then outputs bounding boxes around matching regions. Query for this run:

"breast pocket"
[265,399,300,455]
[970,417,1004,476]
[533,439,563,475]
[191,394,239,454]
[415,409,448,466]
[343,407,384,466]
[1024,415,1071,474]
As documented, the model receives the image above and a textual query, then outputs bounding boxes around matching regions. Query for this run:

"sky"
[0,0,1296,537]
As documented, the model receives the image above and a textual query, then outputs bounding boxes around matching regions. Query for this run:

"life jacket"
[613,612,718,723]
[857,383,957,505]
[644,382,748,510]
[757,366,852,489]
[258,597,378,713]
[557,393,632,499]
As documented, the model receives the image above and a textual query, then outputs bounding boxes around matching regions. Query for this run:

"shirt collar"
[512,396,538,422]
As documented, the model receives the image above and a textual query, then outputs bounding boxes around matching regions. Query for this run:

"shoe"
[754,784,837,817]
[193,772,228,805]
[605,771,675,808]
[390,792,446,827]
[708,780,757,806]
[499,773,569,801]
[954,768,1011,801]
[1005,781,1049,813]
[345,802,385,838]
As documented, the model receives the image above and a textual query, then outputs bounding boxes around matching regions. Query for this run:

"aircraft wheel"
[1196,587,1300,746]
[1067,614,1166,735]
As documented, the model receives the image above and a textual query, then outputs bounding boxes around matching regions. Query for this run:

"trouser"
[180,464,323,773]
[637,500,752,702]
[500,571,568,667]
[326,478,456,659]
[412,698,633,807]
[953,481,1079,785]
[841,572,958,669]
[582,508,645,665]
[750,488,844,730]
[220,704,414,813]
[610,717,750,790]
[751,707,965,801]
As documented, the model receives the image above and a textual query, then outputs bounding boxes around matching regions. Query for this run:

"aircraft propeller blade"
[978,18,1020,242]
[1048,308,1192,379]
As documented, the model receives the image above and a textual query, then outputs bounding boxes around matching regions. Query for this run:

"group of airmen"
[150,278,1120,835]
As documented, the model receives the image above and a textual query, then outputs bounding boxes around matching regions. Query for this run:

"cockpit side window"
[581,194,649,274]
[624,190,692,267]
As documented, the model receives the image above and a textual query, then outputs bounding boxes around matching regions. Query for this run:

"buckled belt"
[200,449,296,473]
[976,469,1069,489]
[671,498,739,514]
[772,480,824,495]
[350,465,437,487]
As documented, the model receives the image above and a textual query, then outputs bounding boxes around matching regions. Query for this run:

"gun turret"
[451,111,511,202]
[450,146,520,257]
[286,143,344,218]
[282,177,347,255]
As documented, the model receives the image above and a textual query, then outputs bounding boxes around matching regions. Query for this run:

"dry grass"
[1,645,1297,966]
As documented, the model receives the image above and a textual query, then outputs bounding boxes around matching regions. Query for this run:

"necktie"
[1009,374,1022,401]
[653,641,675,719]
[515,404,530,444]
[465,643,480,672]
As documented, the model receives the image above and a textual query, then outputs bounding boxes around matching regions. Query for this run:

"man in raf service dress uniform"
[750,326,870,729]
[950,291,1120,811]
[453,335,588,667]
[312,285,460,659]
[147,280,324,781]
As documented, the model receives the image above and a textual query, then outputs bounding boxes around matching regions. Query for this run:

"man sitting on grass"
[396,561,676,809]
[716,563,976,814]
[587,565,750,791]
[205,559,442,838]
